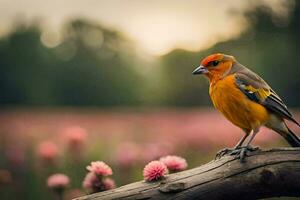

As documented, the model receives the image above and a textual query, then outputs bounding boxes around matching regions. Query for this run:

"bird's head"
[192,53,236,81]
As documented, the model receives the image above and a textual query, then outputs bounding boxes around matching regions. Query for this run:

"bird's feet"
[231,146,259,162]
[215,146,260,162]
[215,147,241,159]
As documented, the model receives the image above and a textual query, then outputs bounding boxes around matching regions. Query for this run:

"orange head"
[192,53,236,81]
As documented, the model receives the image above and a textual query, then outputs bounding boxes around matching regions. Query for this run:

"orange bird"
[193,53,300,161]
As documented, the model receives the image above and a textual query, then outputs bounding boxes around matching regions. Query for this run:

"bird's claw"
[233,146,260,162]
[215,147,241,159]
[215,146,260,162]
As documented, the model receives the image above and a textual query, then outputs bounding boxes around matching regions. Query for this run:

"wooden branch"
[75,148,300,200]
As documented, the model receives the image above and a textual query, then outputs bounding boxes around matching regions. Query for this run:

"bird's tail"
[267,118,300,147]
[276,123,300,147]
[282,126,300,147]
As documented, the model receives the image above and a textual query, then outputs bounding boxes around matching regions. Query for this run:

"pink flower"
[86,161,113,176]
[159,155,188,172]
[103,178,116,190]
[62,126,87,161]
[143,161,168,181]
[63,126,87,147]
[82,172,99,193]
[47,173,70,190]
[82,172,115,194]
[37,141,59,164]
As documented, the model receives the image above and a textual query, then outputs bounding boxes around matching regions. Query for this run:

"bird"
[192,53,300,161]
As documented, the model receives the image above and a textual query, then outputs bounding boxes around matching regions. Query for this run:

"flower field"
[0,108,299,200]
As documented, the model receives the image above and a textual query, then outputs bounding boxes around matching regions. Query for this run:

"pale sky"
[0,0,291,55]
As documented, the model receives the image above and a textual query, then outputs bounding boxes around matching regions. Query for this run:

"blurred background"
[0,0,300,199]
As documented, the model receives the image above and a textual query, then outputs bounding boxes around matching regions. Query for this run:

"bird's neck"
[207,74,223,86]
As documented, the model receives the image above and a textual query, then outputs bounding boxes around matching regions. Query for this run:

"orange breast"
[209,75,270,131]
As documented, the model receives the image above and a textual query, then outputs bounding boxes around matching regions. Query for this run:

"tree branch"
[75,148,300,200]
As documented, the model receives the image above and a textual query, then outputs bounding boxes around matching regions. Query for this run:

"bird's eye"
[212,60,219,66]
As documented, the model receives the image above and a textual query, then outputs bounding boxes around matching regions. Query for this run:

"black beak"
[192,65,208,75]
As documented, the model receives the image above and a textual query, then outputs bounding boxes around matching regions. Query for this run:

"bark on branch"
[75,148,300,200]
